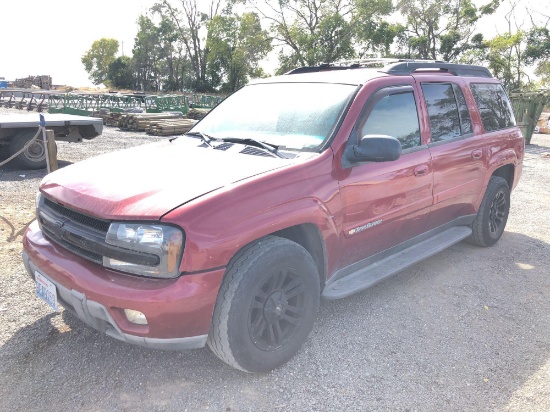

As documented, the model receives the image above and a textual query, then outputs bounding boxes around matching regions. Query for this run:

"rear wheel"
[207,236,320,373]
[9,129,55,169]
[467,176,510,247]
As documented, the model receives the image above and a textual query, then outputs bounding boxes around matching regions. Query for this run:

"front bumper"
[23,220,225,350]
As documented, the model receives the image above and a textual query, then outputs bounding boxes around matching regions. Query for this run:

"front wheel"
[207,236,320,373]
[467,176,510,247]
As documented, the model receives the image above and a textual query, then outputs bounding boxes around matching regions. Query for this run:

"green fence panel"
[511,91,549,144]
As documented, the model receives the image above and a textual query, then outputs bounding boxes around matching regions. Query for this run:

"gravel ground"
[1,107,549,411]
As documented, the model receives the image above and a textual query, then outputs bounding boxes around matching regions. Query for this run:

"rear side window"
[359,91,421,150]
[422,83,472,142]
[470,83,516,132]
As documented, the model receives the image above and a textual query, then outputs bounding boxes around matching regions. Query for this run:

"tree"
[248,0,356,74]
[485,31,525,91]
[207,12,272,92]
[534,61,550,87]
[353,0,400,57]
[154,0,228,91]
[459,2,548,92]
[132,16,163,91]
[107,56,135,89]
[525,27,550,87]
[394,0,500,61]
[82,38,120,85]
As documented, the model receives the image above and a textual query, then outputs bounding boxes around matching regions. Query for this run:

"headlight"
[104,223,184,278]
[36,192,42,208]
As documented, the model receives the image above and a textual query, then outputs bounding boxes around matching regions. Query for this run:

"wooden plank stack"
[146,119,197,136]
[13,75,52,90]
[186,108,210,120]
[99,112,124,127]
[118,112,184,131]
[100,111,201,136]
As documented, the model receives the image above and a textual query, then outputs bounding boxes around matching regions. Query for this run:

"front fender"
[167,195,340,274]
[161,149,342,274]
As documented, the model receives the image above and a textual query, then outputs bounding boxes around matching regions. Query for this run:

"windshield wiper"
[184,131,217,148]
[170,131,216,147]
[221,137,288,159]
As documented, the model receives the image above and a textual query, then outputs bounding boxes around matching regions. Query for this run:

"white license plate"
[35,271,58,311]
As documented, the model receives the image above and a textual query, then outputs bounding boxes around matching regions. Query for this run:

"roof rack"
[285,59,493,78]
[334,58,401,67]
[382,61,493,78]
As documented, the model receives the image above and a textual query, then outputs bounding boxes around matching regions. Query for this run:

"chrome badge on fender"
[348,219,383,235]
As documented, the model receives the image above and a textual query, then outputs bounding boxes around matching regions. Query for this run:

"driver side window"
[359,91,421,150]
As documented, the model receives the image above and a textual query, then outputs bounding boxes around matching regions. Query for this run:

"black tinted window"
[422,83,462,142]
[359,91,420,150]
[470,83,516,132]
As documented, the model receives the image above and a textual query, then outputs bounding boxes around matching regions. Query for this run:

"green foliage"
[132,16,162,91]
[107,56,134,89]
[261,0,355,73]
[534,61,550,88]
[524,27,550,89]
[207,13,272,92]
[394,0,497,61]
[353,0,399,56]
[153,0,218,92]
[525,28,550,62]
[81,38,119,85]
[83,0,545,93]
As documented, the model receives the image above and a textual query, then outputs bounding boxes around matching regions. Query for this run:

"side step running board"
[322,226,472,300]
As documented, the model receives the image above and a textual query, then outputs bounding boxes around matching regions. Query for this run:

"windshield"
[191,82,356,151]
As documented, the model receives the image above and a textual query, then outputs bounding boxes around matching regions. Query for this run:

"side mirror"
[345,135,402,165]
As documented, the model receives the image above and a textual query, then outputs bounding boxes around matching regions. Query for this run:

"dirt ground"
[1,108,549,411]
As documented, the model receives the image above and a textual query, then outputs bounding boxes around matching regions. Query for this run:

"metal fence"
[510,91,550,144]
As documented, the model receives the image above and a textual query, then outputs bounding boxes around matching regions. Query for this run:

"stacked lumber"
[186,108,210,120]
[14,75,52,90]
[146,119,197,136]
[99,112,124,127]
[118,112,184,131]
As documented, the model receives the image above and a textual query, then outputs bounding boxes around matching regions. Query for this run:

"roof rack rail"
[285,64,349,75]
[285,58,408,74]
[334,58,401,67]
[382,61,492,78]
[285,59,493,78]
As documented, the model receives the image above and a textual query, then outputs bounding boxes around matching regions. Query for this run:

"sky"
[0,0,157,88]
[0,0,546,89]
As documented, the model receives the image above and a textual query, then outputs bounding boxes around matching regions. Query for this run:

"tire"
[207,236,321,373]
[0,144,9,160]
[9,129,55,170]
[467,176,510,247]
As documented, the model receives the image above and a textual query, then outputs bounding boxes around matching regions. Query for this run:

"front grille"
[41,223,103,264]
[44,198,110,233]
[38,197,158,268]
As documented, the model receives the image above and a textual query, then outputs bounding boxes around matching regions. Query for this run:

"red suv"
[23,61,523,372]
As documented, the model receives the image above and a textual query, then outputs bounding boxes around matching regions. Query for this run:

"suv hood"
[40,138,288,220]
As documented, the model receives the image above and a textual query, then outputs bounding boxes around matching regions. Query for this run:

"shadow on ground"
[1,231,549,411]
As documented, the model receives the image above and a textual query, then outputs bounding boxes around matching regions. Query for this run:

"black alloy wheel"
[467,176,510,247]
[489,189,507,235]
[248,268,306,351]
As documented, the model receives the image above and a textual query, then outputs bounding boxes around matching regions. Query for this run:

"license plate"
[35,271,58,311]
